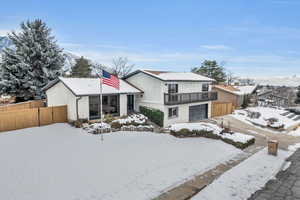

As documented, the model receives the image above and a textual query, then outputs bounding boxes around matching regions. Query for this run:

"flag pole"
[98,70,104,141]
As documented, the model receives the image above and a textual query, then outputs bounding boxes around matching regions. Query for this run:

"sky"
[1,0,300,77]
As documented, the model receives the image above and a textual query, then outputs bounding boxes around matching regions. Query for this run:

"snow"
[192,148,291,200]
[232,107,300,130]
[287,128,300,136]
[253,75,300,87]
[170,123,254,144]
[235,85,258,95]
[282,161,292,171]
[112,113,147,125]
[288,143,300,151]
[141,70,214,82]
[58,77,142,95]
[170,122,222,134]
[221,132,255,143]
[0,123,242,200]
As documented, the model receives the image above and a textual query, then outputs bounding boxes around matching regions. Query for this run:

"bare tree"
[226,70,238,85]
[111,57,134,78]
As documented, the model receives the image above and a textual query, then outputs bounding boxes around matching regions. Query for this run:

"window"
[202,83,209,92]
[168,84,178,93]
[168,107,178,118]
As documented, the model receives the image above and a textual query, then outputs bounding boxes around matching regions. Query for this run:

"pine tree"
[0,19,65,101]
[192,60,227,83]
[70,56,92,78]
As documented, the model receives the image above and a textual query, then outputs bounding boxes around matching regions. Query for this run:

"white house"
[124,70,217,126]
[43,77,143,121]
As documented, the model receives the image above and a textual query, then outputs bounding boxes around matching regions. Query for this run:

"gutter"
[76,96,82,121]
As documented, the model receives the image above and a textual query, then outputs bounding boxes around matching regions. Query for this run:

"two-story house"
[124,70,217,126]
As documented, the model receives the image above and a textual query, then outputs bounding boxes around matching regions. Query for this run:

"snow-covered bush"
[170,123,255,149]
[112,114,148,126]
[84,122,111,134]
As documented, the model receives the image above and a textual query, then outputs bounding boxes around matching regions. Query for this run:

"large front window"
[89,95,120,119]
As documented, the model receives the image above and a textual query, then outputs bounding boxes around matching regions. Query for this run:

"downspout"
[76,96,82,121]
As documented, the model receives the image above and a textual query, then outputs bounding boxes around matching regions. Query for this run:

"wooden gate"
[0,105,67,132]
[212,102,235,117]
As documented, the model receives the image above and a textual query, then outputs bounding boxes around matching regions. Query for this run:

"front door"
[189,104,208,122]
[127,95,134,113]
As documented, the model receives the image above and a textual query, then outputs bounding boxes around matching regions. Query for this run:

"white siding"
[162,81,212,93]
[119,94,127,116]
[126,72,214,127]
[78,96,89,120]
[163,101,212,127]
[46,82,77,121]
[126,72,164,106]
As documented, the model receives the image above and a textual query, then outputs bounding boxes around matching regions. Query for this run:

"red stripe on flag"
[102,74,120,90]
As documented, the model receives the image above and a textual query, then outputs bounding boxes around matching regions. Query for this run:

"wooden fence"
[0,100,45,112]
[212,102,235,117]
[0,105,67,132]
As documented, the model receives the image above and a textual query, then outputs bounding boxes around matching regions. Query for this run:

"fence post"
[38,108,41,126]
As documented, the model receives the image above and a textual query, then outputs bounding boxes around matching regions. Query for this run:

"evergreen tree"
[192,60,227,83]
[70,56,92,78]
[295,86,300,104]
[0,19,65,101]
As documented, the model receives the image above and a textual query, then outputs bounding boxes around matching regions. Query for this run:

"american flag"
[101,70,120,90]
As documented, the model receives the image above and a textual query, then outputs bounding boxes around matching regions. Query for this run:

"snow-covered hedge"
[84,122,111,134]
[111,114,148,129]
[120,125,154,132]
[170,123,255,149]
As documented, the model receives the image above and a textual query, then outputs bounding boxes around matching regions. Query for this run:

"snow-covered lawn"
[232,107,300,131]
[192,148,292,200]
[0,123,242,200]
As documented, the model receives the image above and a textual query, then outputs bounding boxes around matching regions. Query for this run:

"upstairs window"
[202,84,209,92]
[168,84,178,93]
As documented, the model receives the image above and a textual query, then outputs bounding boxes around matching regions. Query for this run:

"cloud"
[60,42,129,50]
[0,30,10,36]
[200,45,232,50]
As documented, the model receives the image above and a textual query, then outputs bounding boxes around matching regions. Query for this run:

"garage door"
[189,104,208,122]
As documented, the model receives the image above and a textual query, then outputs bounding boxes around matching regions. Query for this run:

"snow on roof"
[56,77,142,96]
[214,85,257,96]
[127,70,214,82]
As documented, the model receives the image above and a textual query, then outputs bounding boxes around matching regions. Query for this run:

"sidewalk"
[248,149,300,200]
[154,140,265,200]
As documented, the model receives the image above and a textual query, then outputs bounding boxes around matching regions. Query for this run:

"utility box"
[268,140,278,156]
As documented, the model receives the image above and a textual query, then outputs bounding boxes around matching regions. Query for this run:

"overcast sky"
[1,0,300,77]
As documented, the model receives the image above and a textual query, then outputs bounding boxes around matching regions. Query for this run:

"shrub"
[140,106,164,127]
[111,121,122,129]
[170,129,255,149]
[103,114,115,123]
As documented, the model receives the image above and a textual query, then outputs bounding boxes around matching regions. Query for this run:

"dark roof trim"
[43,78,143,97]
[122,79,144,93]
[124,70,213,82]
[80,92,141,97]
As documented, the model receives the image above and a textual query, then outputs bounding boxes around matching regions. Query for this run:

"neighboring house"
[124,70,217,126]
[43,77,143,121]
[212,85,258,108]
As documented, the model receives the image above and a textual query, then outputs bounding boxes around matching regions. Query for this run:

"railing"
[164,91,218,105]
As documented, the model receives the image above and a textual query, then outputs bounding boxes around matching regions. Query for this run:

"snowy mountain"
[252,76,300,87]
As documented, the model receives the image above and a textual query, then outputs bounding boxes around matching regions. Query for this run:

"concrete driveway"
[214,115,300,150]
